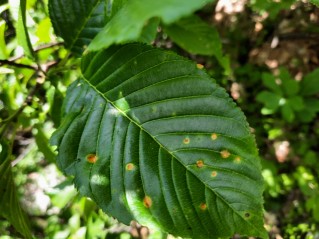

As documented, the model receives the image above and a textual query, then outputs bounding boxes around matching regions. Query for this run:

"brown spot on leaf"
[183,137,190,144]
[211,133,218,140]
[143,196,152,208]
[220,150,230,159]
[197,64,204,69]
[196,160,204,168]
[126,163,135,171]
[86,154,97,163]
[200,203,207,211]
[211,171,217,177]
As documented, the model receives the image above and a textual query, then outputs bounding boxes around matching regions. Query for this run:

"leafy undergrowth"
[1,0,319,238]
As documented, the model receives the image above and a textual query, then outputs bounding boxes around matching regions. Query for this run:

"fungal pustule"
[234,156,241,163]
[183,137,190,145]
[196,160,204,168]
[197,64,204,69]
[86,154,97,163]
[211,171,217,177]
[211,133,218,140]
[143,196,152,208]
[126,163,135,171]
[220,150,231,159]
[200,203,207,211]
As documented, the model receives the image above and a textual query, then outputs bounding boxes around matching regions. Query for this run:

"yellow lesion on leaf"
[199,203,207,211]
[196,160,204,168]
[234,156,241,163]
[86,154,97,163]
[143,196,152,208]
[183,137,190,145]
[126,163,135,171]
[211,171,217,177]
[196,64,204,69]
[220,150,230,159]
[211,133,218,140]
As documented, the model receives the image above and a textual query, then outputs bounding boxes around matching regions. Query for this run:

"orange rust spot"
[183,137,190,145]
[211,171,217,177]
[211,133,218,140]
[143,196,152,208]
[200,203,207,211]
[197,64,204,69]
[196,160,204,168]
[126,163,135,171]
[235,156,241,163]
[86,154,97,163]
[220,150,230,159]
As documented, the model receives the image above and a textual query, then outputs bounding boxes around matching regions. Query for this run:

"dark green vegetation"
[1,0,319,238]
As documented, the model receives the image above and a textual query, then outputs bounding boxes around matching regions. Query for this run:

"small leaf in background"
[163,14,231,73]
[288,96,304,111]
[88,0,215,51]
[281,103,294,122]
[300,68,319,96]
[17,0,34,59]
[138,17,160,44]
[163,14,222,56]
[0,146,32,239]
[34,124,56,163]
[280,77,299,97]
[51,43,266,239]
[256,91,281,111]
[309,0,319,7]
[0,20,8,59]
[49,0,108,55]
[296,98,319,123]
[261,72,282,95]
[46,85,63,127]
[36,17,52,43]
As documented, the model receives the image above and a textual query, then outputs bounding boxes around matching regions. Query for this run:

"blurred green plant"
[256,68,319,123]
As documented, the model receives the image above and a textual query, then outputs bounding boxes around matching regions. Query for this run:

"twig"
[8,42,64,62]
[0,59,38,70]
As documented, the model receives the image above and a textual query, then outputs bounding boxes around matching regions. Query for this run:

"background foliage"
[1,0,319,238]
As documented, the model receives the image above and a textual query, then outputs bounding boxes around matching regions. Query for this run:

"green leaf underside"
[51,43,266,238]
[88,0,215,51]
[49,0,106,55]
[0,157,32,239]
[163,15,223,56]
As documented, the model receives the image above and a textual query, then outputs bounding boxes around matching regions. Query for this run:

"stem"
[0,59,38,70]
[9,42,64,62]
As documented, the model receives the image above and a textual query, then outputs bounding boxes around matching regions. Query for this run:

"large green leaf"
[87,0,215,51]
[0,141,32,239]
[51,43,266,238]
[48,0,107,55]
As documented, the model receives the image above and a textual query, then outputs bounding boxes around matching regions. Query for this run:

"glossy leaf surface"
[88,0,215,51]
[51,43,266,238]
